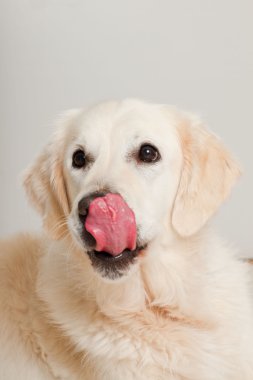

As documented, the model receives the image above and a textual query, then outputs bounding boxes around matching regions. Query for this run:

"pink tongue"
[85,194,137,256]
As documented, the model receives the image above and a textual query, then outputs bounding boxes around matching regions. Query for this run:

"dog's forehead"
[74,100,179,149]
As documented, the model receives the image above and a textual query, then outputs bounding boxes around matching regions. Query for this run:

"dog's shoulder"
[0,232,49,322]
[0,233,46,323]
[0,233,55,379]
[0,233,43,287]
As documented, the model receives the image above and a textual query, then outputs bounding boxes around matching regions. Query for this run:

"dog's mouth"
[77,192,144,279]
[89,248,138,261]
[87,245,146,279]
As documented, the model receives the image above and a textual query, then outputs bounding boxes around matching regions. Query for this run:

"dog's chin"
[86,246,146,280]
[72,221,147,280]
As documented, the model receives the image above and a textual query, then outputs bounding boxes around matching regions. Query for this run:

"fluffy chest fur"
[33,236,253,380]
[1,233,253,380]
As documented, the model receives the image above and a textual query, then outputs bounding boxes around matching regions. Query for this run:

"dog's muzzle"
[77,191,145,279]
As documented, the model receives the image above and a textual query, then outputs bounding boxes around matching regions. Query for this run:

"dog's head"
[24,100,240,280]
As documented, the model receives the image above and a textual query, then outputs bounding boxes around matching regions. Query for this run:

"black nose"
[78,191,109,221]
[78,191,110,249]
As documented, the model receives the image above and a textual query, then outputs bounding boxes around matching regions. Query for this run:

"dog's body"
[0,100,252,379]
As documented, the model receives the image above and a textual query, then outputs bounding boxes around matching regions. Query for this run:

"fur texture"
[0,99,252,380]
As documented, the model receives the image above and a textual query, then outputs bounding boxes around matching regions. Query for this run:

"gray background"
[0,0,252,256]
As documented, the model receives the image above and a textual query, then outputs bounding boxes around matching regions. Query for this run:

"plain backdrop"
[0,0,252,256]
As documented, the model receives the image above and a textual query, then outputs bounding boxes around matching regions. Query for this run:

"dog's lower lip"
[87,245,146,262]
[92,249,134,261]
[86,244,147,279]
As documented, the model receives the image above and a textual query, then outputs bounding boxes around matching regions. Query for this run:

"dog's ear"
[172,115,241,237]
[23,110,81,240]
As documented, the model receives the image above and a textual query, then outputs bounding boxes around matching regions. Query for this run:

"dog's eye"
[72,149,86,169]
[138,144,160,163]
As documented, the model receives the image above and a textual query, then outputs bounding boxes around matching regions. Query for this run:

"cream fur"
[0,99,252,380]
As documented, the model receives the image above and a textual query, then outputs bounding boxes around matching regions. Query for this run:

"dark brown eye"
[138,144,160,163]
[72,149,86,169]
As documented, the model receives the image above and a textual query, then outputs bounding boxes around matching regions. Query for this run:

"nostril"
[78,191,109,218]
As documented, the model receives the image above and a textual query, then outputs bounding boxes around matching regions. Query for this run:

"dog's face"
[65,101,183,279]
[24,100,240,280]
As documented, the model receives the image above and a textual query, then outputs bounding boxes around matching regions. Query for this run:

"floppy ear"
[23,110,80,240]
[172,115,241,237]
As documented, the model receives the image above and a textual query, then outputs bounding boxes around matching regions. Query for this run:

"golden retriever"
[0,99,253,380]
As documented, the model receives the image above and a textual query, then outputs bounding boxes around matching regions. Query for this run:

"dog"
[0,99,252,380]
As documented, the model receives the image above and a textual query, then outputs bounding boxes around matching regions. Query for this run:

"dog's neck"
[34,227,221,372]
[37,228,213,327]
